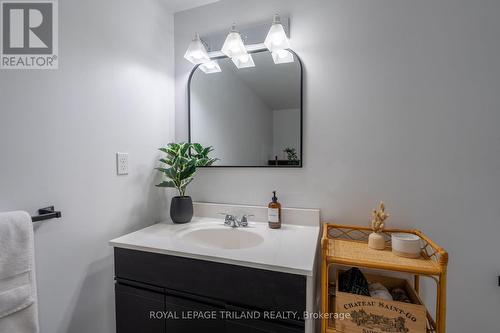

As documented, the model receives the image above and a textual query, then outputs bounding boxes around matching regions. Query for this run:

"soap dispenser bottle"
[268,191,282,229]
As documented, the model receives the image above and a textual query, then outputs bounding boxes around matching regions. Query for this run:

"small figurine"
[368,202,389,250]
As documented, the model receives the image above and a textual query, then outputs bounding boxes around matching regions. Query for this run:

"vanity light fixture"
[272,49,294,64]
[231,54,255,69]
[221,24,248,58]
[264,14,290,52]
[199,60,222,74]
[185,15,294,71]
[184,33,211,65]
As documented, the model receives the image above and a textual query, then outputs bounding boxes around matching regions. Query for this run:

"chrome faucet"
[219,213,253,228]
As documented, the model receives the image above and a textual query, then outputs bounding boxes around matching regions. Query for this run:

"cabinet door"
[165,291,225,333]
[224,304,304,333]
[226,320,304,333]
[115,248,306,314]
[115,283,166,333]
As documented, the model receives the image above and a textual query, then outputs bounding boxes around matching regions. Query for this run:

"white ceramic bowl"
[391,233,422,258]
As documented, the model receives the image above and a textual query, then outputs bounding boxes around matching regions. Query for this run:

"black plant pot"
[170,196,193,224]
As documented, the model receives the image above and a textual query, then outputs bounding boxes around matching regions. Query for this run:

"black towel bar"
[32,206,62,222]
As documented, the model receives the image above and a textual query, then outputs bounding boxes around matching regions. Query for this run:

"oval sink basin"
[179,227,264,250]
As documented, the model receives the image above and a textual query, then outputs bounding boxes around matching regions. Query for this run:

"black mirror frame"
[188,48,303,168]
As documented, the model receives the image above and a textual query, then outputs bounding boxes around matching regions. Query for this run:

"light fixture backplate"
[200,15,290,55]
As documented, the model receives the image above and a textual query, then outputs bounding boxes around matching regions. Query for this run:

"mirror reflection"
[189,50,302,167]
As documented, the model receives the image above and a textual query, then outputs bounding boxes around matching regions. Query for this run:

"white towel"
[0,211,39,333]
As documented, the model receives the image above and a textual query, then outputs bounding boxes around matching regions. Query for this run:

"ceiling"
[164,0,220,13]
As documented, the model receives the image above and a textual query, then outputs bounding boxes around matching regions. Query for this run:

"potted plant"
[368,202,389,250]
[283,147,298,161]
[156,143,217,223]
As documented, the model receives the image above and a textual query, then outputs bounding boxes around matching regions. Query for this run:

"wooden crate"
[335,271,427,333]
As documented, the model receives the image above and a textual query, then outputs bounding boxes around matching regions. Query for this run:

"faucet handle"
[218,213,235,226]
[239,214,254,227]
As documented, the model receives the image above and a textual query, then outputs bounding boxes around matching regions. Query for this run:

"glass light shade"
[231,54,255,69]
[221,26,248,58]
[272,49,294,64]
[199,60,221,74]
[184,33,210,64]
[264,15,290,51]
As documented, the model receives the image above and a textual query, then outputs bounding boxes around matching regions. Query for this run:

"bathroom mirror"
[189,49,303,167]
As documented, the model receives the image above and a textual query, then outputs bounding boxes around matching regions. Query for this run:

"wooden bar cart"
[321,224,448,333]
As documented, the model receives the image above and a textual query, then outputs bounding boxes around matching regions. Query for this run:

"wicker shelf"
[321,224,448,333]
[327,239,441,275]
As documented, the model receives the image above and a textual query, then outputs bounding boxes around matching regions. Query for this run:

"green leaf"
[159,158,173,166]
[155,181,176,188]
[201,146,214,157]
[178,156,189,165]
[179,143,190,157]
[195,158,208,167]
[206,158,219,166]
[180,161,196,180]
[181,177,193,188]
[157,167,176,180]
[191,143,203,154]
[167,143,180,151]
[172,157,180,170]
[159,148,178,158]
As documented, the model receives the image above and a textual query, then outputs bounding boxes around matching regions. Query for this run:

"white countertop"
[109,217,320,276]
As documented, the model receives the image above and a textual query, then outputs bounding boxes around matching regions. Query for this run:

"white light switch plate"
[116,153,129,175]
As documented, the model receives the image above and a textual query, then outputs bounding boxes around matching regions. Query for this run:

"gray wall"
[175,0,500,331]
[0,0,174,332]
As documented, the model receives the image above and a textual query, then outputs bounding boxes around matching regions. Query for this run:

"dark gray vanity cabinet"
[165,293,225,332]
[115,283,166,333]
[114,248,307,333]
[226,321,304,333]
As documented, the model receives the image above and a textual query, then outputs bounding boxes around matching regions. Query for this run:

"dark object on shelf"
[268,160,301,166]
[339,267,370,296]
[170,196,193,224]
[31,206,62,222]
[390,287,412,303]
